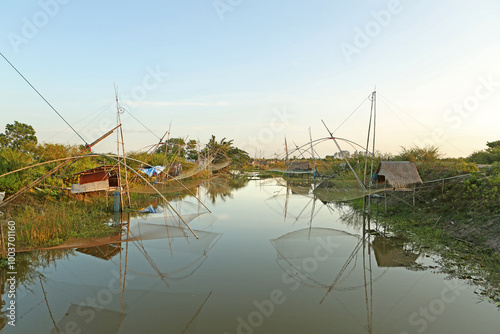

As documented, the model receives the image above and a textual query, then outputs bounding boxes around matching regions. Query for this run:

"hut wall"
[80,171,109,185]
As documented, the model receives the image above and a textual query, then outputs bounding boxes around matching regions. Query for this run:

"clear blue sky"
[1,0,499,158]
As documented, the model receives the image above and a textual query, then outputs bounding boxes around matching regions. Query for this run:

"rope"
[122,107,162,140]
[332,95,370,134]
[378,94,466,155]
[0,52,88,146]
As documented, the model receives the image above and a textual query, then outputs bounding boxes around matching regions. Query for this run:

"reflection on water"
[1,176,499,333]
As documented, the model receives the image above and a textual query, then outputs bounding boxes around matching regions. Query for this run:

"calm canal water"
[1,177,499,333]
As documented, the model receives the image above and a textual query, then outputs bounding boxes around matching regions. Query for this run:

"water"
[1,177,499,333]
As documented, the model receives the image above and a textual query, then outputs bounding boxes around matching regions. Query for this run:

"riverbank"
[0,174,224,250]
[348,166,500,307]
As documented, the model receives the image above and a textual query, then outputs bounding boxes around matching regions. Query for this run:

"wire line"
[0,52,88,145]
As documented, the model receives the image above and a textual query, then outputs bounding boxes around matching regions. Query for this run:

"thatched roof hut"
[375,161,422,189]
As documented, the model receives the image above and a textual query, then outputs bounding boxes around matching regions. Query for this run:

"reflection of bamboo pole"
[0,224,5,254]
[163,199,174,257]
[284,184,289,220]
[39,275,60,334]
[181,291,213,334]
[122,214,131,296]
[320,236,365,304]
[129,227,171,288]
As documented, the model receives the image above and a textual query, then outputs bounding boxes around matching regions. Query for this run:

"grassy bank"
[348,164,500,306]
[0,191,118,249]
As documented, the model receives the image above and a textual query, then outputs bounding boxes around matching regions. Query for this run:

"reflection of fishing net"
[125,213,205,242]
[274,177,313,195]
[16,279,212,334]
[173,160,231,180]
[271,228,371,291]
[313,179,387,202]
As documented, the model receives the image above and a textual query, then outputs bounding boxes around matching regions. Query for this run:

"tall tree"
[0,121,37,150]
[202,135,234,163]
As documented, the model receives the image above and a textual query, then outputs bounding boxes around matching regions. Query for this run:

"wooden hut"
[290,160,310,171]
[374,161,422,189]
[71,165,119,194]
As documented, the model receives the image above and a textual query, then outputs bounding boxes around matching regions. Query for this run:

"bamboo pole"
[321,120,366,191]
[115,87,131,208]
[285,137,289,177]
[309,127,317,183]
[163,121,172,178]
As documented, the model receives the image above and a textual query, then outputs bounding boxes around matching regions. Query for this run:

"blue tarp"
[139,205,163,213]
[138,166,165,177]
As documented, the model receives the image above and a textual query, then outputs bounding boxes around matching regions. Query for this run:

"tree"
[468,140,500,164]
[202,135,234,163]
[486,140,500,149]
[201,136,250,165]
[156,137,186,157]
[186,139,198,160]
[395,145,441,163]
[227,147,251,166]
[0,121,37,150]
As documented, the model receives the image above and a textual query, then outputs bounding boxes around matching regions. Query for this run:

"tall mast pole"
[115,86,131,209]
[285,137,289,177]
[115,86,124,211]
[309,127,317,183]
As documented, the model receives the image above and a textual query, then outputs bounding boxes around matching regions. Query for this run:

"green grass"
[1,193,118,249]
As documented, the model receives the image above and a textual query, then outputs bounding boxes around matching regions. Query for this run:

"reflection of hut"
[372,236,419,267]
[374,161,422,189]
[76,243,122,260]
[71,165,119,194]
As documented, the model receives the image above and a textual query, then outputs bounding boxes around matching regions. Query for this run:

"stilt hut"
[374,161,422,190]
[290,160,310,171]
[71,165,119,194]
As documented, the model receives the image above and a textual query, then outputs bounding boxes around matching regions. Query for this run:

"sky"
[1,0,499,158]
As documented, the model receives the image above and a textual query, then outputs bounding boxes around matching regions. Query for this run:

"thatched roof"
[375,161,422,189]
